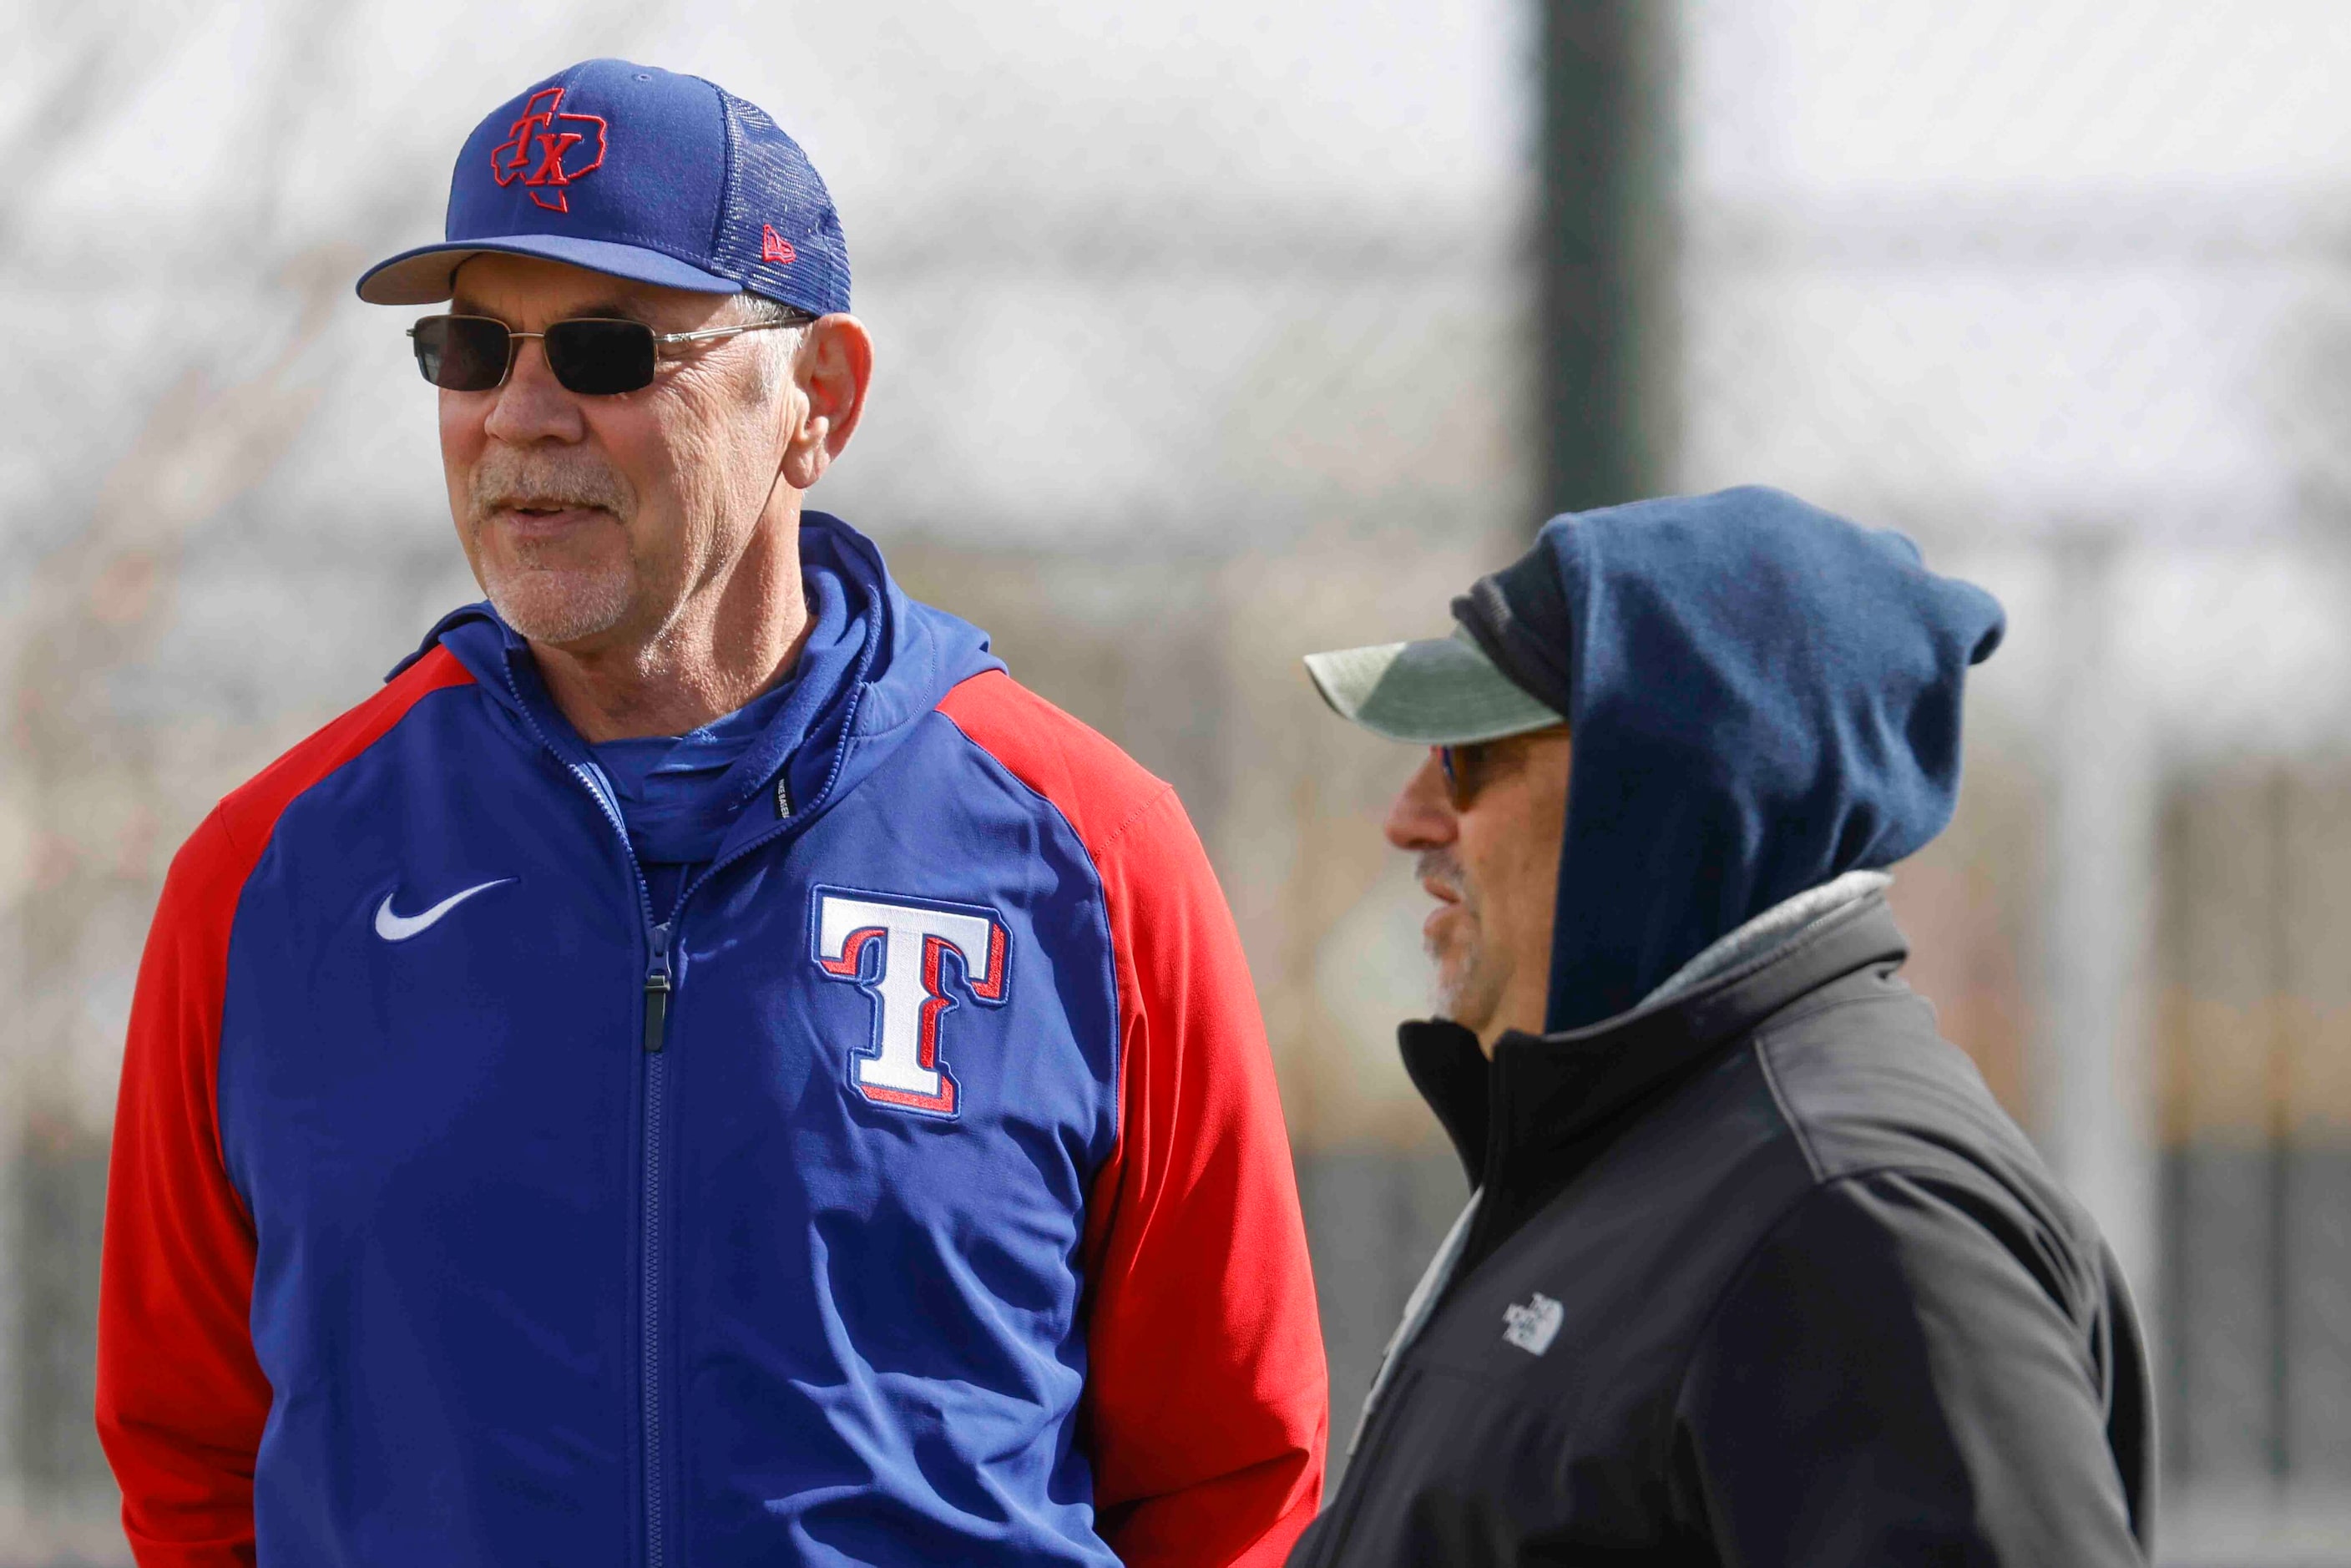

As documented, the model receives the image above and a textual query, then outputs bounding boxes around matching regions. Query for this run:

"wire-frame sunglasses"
[407,311,816,397]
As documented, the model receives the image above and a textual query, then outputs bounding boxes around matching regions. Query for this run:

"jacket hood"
[396,511,1001,837]
[1455,486,2004,1033]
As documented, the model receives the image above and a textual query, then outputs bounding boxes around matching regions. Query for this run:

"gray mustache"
[470,453,631,517]
[1417,850,1467,902]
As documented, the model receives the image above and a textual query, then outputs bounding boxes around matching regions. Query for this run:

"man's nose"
[480,337,587,445]
[1384,750,1458,852]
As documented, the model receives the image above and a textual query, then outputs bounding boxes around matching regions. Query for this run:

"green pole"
[1537,0,1676,520]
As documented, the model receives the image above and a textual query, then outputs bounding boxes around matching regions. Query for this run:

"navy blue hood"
[1454,487,2005,1033]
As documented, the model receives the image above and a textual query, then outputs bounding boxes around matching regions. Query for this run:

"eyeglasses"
[407,312,815,396]
[1437,742,1493,812]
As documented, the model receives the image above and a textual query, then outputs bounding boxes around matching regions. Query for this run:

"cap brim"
[355,234,744,306]
[1303,630,1566,745]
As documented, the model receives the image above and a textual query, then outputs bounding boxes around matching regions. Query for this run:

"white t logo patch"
[811,888,1010,1119]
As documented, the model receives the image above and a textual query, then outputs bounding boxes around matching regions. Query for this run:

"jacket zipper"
[496,655,867,1568]
[495,661,678,1568]
[608,702,858,1566]
[639,918,673,1568]
[566,760,677,1568]
[645,923,674,1053]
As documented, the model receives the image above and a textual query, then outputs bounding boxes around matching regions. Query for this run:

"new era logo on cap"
[356,59,849,318]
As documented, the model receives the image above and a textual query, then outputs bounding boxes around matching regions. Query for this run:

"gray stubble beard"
[479,550,635,645]
[468,448,640,645]
[1420,847,1499,1035]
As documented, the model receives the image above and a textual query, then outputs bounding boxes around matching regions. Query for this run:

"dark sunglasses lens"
[544,319,657,395]
[412,316,510,392]
[1440,743,1481,810]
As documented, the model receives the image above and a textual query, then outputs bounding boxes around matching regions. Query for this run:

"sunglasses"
[1437,742,1494,812]
[407,311,814,396]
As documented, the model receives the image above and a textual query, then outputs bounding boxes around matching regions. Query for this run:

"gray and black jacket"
[1290,883,2154,1566]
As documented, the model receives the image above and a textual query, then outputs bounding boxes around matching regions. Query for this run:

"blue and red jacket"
[96,515,1327,1567]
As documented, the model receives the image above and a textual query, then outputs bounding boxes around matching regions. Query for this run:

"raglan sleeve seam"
[1751,1036,1826,1181]
[1661,1166,2141,1564]
[1666,1161,2076,1431]
[185,807,258,1200]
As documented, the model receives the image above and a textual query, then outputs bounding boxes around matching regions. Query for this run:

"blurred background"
[5,0,2349,1560]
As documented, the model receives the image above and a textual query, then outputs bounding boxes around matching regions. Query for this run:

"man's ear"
[781,315,873,490]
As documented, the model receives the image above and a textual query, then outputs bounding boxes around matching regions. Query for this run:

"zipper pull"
[776,774,793,819]
[644,923,673,1054]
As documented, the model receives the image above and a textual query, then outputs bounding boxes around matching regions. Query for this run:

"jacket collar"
[1401,890,1909,1191]
[384,513,1004,843]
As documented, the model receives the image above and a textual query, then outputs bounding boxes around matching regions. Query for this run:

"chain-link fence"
[6,2,2349,1561]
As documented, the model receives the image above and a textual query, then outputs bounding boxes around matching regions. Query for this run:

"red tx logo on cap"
[490,88,608,214]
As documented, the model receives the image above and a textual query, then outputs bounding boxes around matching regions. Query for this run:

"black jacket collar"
[1400,893,1909,1193]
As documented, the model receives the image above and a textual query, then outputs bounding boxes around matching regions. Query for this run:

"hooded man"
[1287,488,2154,1565]
[95,60,1323,1568]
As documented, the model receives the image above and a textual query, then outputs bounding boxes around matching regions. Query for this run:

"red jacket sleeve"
[938,670,1328,1566]
[96,645,471,1565]
[96,807,271,1567]
[1079,787,1329,1565]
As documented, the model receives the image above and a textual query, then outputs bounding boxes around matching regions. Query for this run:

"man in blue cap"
[97,62,1325,1567]
[1287,488,2154,1565]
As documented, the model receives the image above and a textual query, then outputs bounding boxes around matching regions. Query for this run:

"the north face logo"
[1502,1292,1564,1357]
[490,87,608,214]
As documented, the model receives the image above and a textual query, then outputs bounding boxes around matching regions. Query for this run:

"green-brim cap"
[1303,628,1565,745]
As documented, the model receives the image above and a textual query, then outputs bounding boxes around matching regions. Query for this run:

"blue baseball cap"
[356,59,849,315]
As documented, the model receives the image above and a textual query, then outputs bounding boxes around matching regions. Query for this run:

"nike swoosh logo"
[374,878,515,942]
